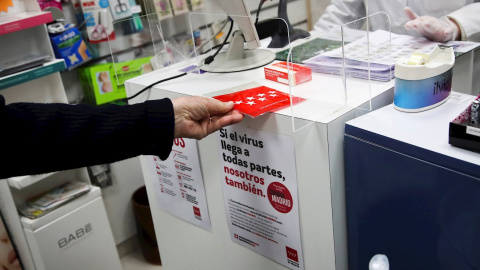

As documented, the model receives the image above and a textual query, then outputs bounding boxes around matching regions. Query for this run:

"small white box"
[22,191,121,270]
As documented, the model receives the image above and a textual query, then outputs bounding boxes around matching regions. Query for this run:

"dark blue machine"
[344,107,480,270]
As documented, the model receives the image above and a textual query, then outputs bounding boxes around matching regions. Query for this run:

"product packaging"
[171,0,188,15]
[80,0,115,43]
[37,0,62,10]
[71,0,85,25]
[152,0,173,20]
[187,0,204,10]
[124,0,143,34]
[108,0,131,20]
[49,25,91,69]
[449,96,480,153]
[78,56,153,105]
[264,61,312,86]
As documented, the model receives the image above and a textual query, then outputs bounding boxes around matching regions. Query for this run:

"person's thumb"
[205,98,234,115]
[404,7,418,21]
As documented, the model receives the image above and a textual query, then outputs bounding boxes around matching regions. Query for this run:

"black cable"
[255,0,267,25]
[126,72,188,101]
[201,42,230,55]
[204,17,234,65]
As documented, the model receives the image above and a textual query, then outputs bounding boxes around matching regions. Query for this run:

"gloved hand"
[404,7,459,42]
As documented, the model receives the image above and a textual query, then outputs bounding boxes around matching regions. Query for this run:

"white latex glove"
[404,7,459,42]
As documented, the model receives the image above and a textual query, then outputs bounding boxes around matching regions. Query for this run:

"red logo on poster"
[193,206,201,217]
[267,182,293,213]
[286,246,299,262]
[234,234,239,239]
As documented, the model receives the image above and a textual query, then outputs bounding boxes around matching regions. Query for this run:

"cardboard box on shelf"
[79,56,153,105]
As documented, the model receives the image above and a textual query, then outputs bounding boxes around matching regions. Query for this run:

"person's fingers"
[207,115,239,135]
[404,7,418,21]
[422,21,436,34]
[207,111,244,135]
[229,110,245,124]
[199,114,210,139]
[200,97,234,116]
[173,96,245,139]
[404,7,419,30]
[405,20,417,30]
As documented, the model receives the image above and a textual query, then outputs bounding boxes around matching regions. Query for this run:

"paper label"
[466,126,480,137]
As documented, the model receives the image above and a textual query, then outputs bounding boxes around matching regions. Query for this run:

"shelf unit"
[0,11,66,102]
[0,59,66,90]
[0,10,53,35]
[7,173,56,190]
[0,1,121,269]
[0,2,70,269]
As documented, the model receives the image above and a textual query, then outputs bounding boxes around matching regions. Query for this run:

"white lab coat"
[314,0,480,42]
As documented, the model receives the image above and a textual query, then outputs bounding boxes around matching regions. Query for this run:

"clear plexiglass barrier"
[107,5,392,133]
[105,1,210,90]
[107,5,291,105]
[286,12,393,132]
[110,10,292,103]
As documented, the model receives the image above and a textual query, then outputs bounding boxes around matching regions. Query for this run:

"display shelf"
[0,59,66,90]
[7,172,56,190]
[20,186,101,231]
[0,11,53,35]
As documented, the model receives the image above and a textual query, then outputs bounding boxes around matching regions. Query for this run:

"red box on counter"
[264,61,312,86]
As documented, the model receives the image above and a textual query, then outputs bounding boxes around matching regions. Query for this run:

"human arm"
[447,3,480,42]
[313,0,366,32]
[0,95,242,178]
[0,95,174,178]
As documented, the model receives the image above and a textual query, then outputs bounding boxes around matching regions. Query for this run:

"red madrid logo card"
[213,86,305,118]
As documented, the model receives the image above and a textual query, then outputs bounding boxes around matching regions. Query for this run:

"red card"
[213,86,305,118]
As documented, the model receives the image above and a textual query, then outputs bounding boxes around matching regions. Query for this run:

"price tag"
[466,126,480,137]
[130,5,142,14]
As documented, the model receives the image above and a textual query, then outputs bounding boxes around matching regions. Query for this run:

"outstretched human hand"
[404,7,459,42]
[172,96,244,140]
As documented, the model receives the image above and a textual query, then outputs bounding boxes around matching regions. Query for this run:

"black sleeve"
[0,95,174,178]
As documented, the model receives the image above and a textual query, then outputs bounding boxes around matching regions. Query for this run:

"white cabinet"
[22,192,122,270]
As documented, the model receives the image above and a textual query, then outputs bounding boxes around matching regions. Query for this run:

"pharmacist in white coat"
[314,0,480,42]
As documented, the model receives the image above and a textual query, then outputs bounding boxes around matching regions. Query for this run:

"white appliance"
[21,186,122,270]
